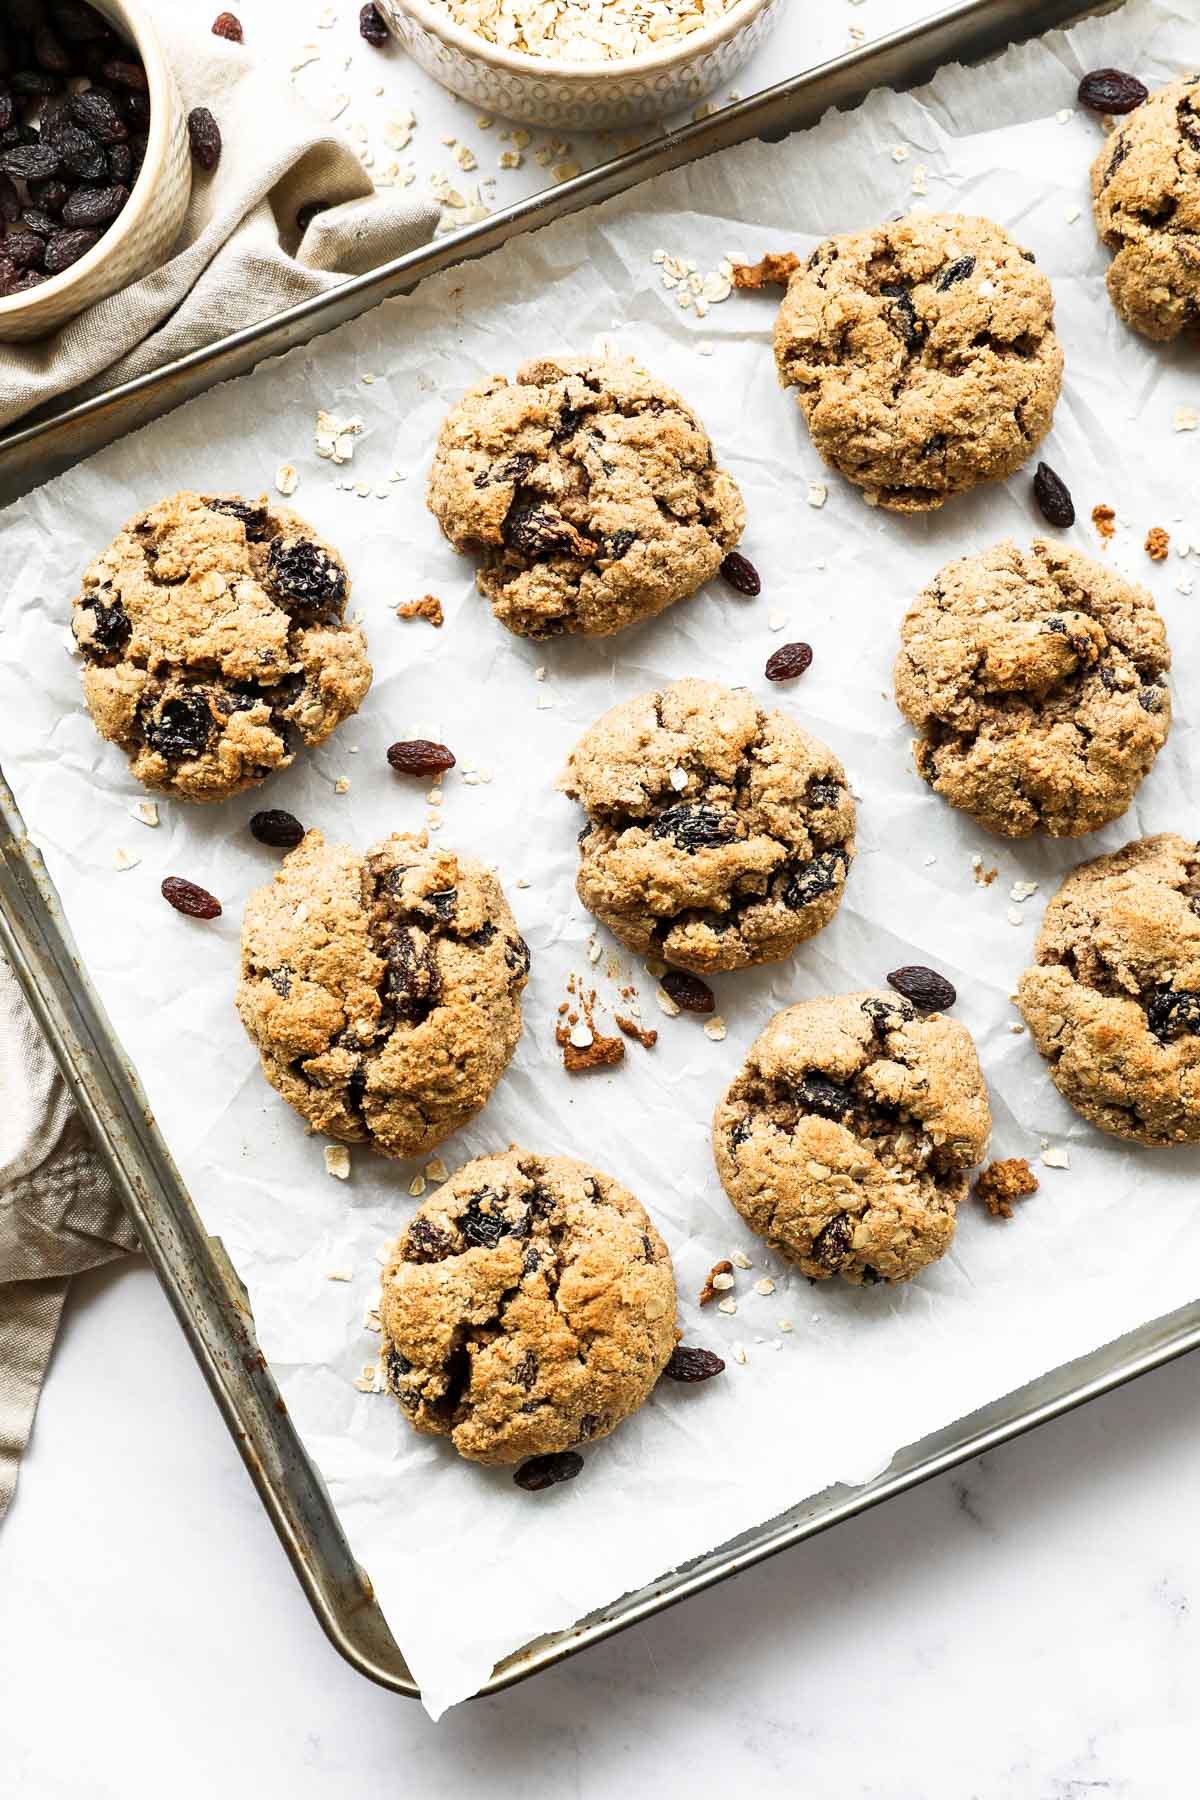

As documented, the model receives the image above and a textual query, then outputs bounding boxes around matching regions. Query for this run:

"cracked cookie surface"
[558,678,856,975]
[426,353,745,638]
[895,538,1171,837]
[379,1146,677,1465]
[1091,76,1200,341]
[774,212,1063,512]
[713,991,992,1284]
[72,490,371,802]
[236,829,529,1159]
[1018,834,1200,1146]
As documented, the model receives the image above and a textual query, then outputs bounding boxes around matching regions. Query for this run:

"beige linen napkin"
[0,20,439,428]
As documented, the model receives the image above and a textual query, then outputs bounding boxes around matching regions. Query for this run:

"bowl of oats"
[376,0,783,130]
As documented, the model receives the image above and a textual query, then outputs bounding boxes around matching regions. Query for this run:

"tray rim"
[1,0,1172,1708]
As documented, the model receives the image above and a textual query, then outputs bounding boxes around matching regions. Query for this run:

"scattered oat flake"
[409,1173,426,1197]
[426,1157,449,1182]
[732,1342,747,1364]
[806,480,828,508]
[275,462,299,496]
[1042,1145,1071,1170]
[711,1271,736,1292]
[753,1277,776,1296]
[911,163,928,195]
[891,145,909,162]
[731,1251,752,1270]
[334,776,350,794]
[703,1016,727,1041]
[324,1144,351,1180]
[1010,880,1038,902]
[699,1258,733,1306]
[114,845,141,872]
[1065,205,1081,223]
[1145,526,1170,561]
[130,800,159,827]
[1174,406,1197,432]
[718,1298,738,1316]
[768,609,787,631]
[314,409,363,464]
[655,986,681,1017]
[326,1267,353,1281]
[1007,906,1023,926]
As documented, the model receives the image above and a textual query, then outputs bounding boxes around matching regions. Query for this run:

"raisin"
[2,227,42,268]
[121,88,151,130]
[1147,987,1200,1041]
[249,809,305,849]
[514,1351,538,1389]
[1033,461,1075,528]
[62,182,127,226]
[43,225,98,272]
[880,281,924,349]
[161,876,221,920]
[212,11,244,41]
[1180,98,1200,155]
[807,777,843,809]
[267,535,346,612]
[29,176,68,214]
[0,141,62,180]
[106,140,131,183]
[53,122,105,179]
[51,3,107,43]
[187,105,221,171]
[661,969,715,1013]
[383,1344,411,1392]
[100,58,147,91]
[82,595,130,656]
[506,936,531,980]
[205,495,267,537]
[936,254,976,291]
[33,27,71,74]
[383,925,441,1021]
[861,994,914,1032]
[295,198,329,232]
[514,1450,583,1492]
[797,1074,855,1121]
[1139,684,1166,713]
[144,691,213,760]
[887,965,956,1011]
[0,262,42,294]
[406,1216,452,1261]
[22,209,58,239]
[765,641,813,682]
[813,1213,852,1269]
[11,70,61,98]
[1077,68,1148,114]
[651,803,739,853]
[70,87,127,143]
[0,171,17,221]
[386,739,456,776]
[429,888,457,919]
[601,527,635,561]
[359,3,389,46]
[783,850,845,910]
[502,495,581,558]
[663,1346,725,1383]
[460,1191,516,1249]
[720,550,761,596]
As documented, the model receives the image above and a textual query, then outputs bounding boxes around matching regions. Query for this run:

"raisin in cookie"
[1018,834,1200,1146]
[72,491,370,803]
[774,213,1063,512]
[427,353,745,639]
[713,991,992,1285]
[237,830,529,1159]
[895,539,1171,837]
[1091,77,1200,341]
[558,678,856,975]
[379,1146,677,1465]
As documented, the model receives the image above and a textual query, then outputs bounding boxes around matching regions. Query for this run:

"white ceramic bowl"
[378,0,784,131]
[0,0,191,343]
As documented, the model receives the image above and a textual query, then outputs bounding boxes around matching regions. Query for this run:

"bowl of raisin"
[0,0,191,341]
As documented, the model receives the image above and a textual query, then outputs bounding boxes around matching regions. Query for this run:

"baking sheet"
[3,0,1198,1719]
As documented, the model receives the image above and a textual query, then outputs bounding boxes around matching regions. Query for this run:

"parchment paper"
[2,0,1198,1720]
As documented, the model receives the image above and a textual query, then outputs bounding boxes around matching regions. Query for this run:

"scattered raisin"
[187,105,221,171]
[249,809,305,849]
[386,739,456,776]
[887,965,956,1011]
[514,1450,583,1492]
[359,3,389,45]
[212,11,244,41]
[70,87,127,143]
[721,550,761,596]
[1077,68,1148,114]
[1033,461,1075,528]
[664,1346,725,1383]
[765,641,813,682]
[43,226,98,272]
[661,968,715,1013]
[161,876,221,920]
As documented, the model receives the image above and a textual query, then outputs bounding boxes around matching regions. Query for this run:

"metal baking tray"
[3,0,1176,1704]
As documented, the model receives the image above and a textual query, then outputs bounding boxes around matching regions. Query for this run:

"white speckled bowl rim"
[390,0,774,83]
[0,0,177,324]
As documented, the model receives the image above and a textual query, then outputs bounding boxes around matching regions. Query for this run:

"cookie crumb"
[974,1157,1038,1219]
[324,1144,351,1181]
[1091,502,1116,542]
[730,250,800,289]
[557,1020,624,1073]
[699,1258,733,1306]
[1145,526,1170,561]
[396,593,444,627]
[615,1013,657,1049]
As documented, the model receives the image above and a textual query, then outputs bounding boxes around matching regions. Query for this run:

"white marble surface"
[5,0,1200,1785]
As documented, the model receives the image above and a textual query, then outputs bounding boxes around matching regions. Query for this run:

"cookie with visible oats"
[71,490,371,802]
[713,991,992,1285]
[774,212,1063,511]
[379,1146,677,1465]
[426,353,746,639]
[1018,833,1200,1146]
[558,678,856,975]
[1091,76,1200,341]
[895,538,1171,837]
[236,829,529,1159]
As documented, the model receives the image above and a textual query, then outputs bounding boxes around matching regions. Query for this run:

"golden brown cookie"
[1018,834,1200,1146]
[774,212,1063,511]
[558,678,856,974]
[379,1146,677,1465]
[236,829,529,1159]
[894,539,1171,837]
[427,353,745,638]
[71,491,370,802]
[1090,77,1200,341]
[713,990,992,1284]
